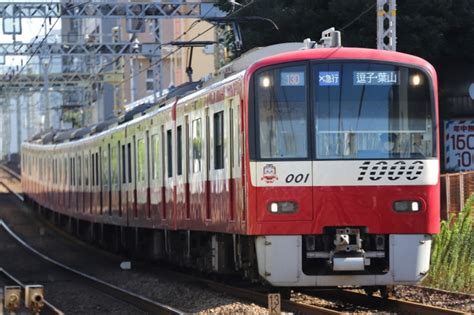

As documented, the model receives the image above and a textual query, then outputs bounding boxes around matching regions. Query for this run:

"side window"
[102,147,109,186]
[177,126,183,175]
[151,134,160,180]
[95,152,99,186]
[84,155,89,187]
[91,153,95,186]
[127,142,132,183]
[77,156,82,186]
[214,111,224,170]
[167,129,172,178]
[111,144,118,185]
[137,138,145,182]
[121,144,126,184]
[192,118,202,173]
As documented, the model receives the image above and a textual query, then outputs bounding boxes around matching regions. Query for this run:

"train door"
[228,98,236,223]
[95,147,101,216]
[228,96,244,226]
[136,132,147,221]
[149,127,163,224]
[209,104,226,224]
[120,141,129,224]
[111,140,120,218]
[164,124,174,227]
[94,149,100,215]
[84,150,91,215]
[71,155,76,214]
[69,155,73,213]
[90,149,96,215]
[175,119,185,224]
[54,155,58,210]
[184,116,191,222]
[77,153,83,213]
[145,130,151,220]
[132,135,138,220]
[189,111,200,223]
[205,107,211,221]
[64,154,70,213]
[101,144,109,216]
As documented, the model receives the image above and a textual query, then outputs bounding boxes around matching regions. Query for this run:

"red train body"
[22,42,439,288]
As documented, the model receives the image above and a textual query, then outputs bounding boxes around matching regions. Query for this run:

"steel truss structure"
[0,72,121,91]
[377,0,397,51]
[0,1,216,19]
[0,1,221,157]
[0,42,162,56]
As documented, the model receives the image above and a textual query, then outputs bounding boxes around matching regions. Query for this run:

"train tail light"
[268,201,298,214]
[393,201,421,212]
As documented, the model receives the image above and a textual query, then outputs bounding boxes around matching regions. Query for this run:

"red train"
[22,30,439,291]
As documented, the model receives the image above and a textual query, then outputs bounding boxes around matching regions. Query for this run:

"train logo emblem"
[261,164,278,184]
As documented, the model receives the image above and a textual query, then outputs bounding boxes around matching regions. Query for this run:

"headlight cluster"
[393,200,421,212]
[268,201,298,214]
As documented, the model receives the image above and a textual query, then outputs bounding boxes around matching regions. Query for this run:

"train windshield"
[256,65,309,159]
[314,62,434,159]
[253,61,435,160]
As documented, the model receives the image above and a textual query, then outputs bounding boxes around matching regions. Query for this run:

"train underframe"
[28,198,432,292]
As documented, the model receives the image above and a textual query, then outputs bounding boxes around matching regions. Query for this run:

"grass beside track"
[424,193,474,293]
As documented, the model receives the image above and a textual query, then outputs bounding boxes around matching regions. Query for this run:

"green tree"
[217,0,474,64]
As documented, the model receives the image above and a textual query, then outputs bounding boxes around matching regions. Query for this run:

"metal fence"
[440,170,474,220]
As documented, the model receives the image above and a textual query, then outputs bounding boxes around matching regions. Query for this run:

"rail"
[310,290,466,315]
[0,268,64,315]
[0,164,21,181]
[0,220,183,315]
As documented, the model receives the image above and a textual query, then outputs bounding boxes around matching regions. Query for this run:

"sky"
[0,2,62,70]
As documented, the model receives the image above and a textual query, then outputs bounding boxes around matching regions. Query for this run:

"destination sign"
[281,71,304,86]
[353,71,398,85]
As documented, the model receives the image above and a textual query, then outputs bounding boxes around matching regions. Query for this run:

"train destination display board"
[444,119,474,172]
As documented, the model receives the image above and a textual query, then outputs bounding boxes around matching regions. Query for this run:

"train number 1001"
[285,173,310,184]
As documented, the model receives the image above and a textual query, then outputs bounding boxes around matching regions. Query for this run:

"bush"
[423,193,474,293]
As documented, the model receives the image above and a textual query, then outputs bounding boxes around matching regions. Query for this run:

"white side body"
[255,234,432,286]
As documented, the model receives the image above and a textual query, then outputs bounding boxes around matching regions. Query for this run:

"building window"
[146,69,154,93]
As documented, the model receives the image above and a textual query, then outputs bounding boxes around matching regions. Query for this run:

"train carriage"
[22,29,439,290]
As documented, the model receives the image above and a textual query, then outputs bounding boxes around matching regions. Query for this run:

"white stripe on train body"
[251,159,439,187]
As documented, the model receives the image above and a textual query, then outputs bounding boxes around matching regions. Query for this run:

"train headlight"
[260,76,272,88]
[393,200,421,212]
[268,201,298,214]
[410,74,422,86]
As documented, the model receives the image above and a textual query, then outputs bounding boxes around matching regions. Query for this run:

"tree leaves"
[217,0,474,64]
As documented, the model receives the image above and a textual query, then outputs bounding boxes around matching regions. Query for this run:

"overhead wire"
[2,0,53,80]
[116,0,255,86]
[7,1,92,83]
[340,2,376,31]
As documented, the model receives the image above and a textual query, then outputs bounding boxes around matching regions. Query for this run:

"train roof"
[53,129,77,143]
[247,47,436,77]
[91,116,118,135]
[25,30,436,147]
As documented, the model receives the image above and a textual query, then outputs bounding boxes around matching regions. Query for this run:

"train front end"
[246,48,439,287]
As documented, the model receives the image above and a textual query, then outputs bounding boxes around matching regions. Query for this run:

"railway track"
[0,164,471,314]
[0,219,182,315]
[0,267,63,315]
[298,289,467,315]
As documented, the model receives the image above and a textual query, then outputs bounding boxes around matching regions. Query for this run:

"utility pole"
[377,0,396,51]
